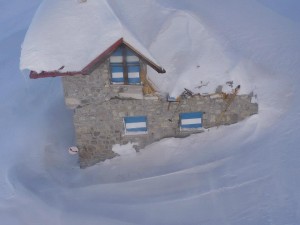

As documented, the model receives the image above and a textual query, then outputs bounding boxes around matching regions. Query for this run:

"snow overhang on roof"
[29,38,166,79]
[20,0,165,79]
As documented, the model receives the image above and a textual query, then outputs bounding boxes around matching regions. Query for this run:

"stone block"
[65,97,81,109]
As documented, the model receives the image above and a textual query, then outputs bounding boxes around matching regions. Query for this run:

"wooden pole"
[122,45,128,84]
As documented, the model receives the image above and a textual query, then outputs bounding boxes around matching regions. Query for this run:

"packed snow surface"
[1,0,300,224]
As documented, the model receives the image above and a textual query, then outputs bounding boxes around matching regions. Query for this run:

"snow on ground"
[112,143,137,157]
[1,0,300,224]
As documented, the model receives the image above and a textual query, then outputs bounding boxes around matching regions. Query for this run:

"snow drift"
[0,0,300,224]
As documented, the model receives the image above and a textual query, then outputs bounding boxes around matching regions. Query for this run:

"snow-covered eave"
[29,38,166,79]
[123,40,166,74]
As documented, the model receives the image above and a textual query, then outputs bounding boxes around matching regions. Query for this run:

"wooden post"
[122,45,128,84]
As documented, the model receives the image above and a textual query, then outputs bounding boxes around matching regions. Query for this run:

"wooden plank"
[122,44,129,84]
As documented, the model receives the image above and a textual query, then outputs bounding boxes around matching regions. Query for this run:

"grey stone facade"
[62,60,258,168]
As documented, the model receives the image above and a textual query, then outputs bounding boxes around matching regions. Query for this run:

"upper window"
[179,112,203,131]
[110,46,141,85]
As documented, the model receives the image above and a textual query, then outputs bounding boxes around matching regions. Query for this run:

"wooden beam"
[29,70,81,79]
[122,44,129,84]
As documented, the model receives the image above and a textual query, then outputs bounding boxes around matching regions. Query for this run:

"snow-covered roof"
[20,0,257,96]
[20,0,161,74]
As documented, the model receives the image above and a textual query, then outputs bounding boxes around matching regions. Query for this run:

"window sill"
[123,131,148,136]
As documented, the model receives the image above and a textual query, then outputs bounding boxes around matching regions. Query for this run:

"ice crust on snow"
[20,0,256,96]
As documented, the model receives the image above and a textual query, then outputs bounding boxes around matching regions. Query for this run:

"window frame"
[109,46,141,85]
[123,116,148,135]
[179,112,203,131]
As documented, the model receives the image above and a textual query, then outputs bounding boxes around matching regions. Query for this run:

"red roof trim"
[29,38,165,79]
[82,38,123,75]
[29,70,81,79]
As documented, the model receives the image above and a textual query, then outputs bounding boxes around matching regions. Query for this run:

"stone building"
[21,0,258,168]
[30,39,258,168]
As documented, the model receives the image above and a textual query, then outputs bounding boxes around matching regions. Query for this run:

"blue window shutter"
[124,116,147,134]
[110,47,123,63]
[126,49,139,63]
[126,49,135,56]
[180,112,203,130]
[112,47,122,56]
[127,65,141,84]
[111,64,124,84]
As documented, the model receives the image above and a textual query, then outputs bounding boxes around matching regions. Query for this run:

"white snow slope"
[1,0,300,224]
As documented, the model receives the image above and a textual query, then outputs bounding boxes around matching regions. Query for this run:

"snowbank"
[1,0,299,224]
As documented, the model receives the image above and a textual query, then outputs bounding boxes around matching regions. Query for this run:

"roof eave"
[81,38,124,75]
[29,37,166,79]
[122,40,166,74]
[29,70,82,79]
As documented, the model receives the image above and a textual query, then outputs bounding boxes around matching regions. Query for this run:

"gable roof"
[29,38,165,79]
[21,0,165,78]
[81,39,166,75]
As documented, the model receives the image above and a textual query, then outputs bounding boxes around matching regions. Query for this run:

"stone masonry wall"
[62,60,258,168]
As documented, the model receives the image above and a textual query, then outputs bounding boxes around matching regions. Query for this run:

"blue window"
[179,112,203,131]
[109,46,141,84]
[124,116,148,135]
